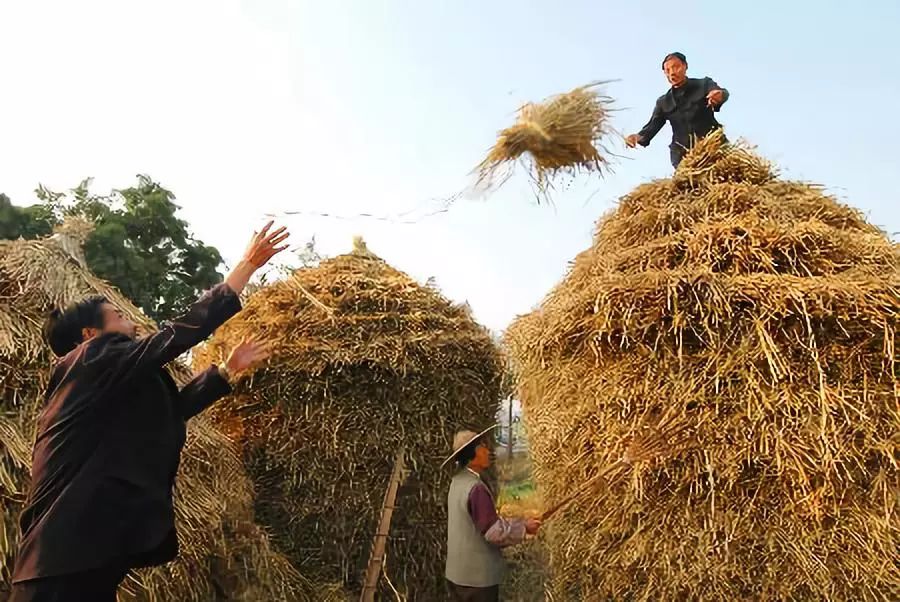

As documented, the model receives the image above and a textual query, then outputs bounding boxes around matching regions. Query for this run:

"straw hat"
[440,425,498,468]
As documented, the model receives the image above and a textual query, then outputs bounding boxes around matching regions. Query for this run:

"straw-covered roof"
[507,132,900,601]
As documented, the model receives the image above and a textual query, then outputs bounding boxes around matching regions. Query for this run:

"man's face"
[98,303,138,339]
[469,442,491,471]
[663,57,687,87]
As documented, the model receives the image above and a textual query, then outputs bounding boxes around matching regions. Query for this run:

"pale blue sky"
[2,1,897,332]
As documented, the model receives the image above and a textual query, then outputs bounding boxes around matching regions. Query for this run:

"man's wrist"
[219,364,233,383]
[224,260,256,295]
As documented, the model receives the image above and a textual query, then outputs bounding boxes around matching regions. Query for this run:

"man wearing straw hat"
[443,426,541,602]
[9,222,289,602]
[625,51,730,168]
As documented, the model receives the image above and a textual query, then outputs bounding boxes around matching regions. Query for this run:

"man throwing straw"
[625,52,730,168]
[9,222,289,601]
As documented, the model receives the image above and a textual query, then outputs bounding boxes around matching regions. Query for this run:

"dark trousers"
[447,580,500,602]
[9,566,128,602]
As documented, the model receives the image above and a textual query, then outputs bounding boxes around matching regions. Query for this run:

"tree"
[2,177,224,324]
[0,194,56,240]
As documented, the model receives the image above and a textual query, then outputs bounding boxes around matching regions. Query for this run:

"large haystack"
[194,238,503,600]
[507,133,899,601]
[0,220,311,601]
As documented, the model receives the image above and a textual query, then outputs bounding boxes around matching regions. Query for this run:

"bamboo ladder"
[359,448,408,602]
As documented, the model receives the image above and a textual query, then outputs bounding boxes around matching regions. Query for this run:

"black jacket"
[637,76,729,160]
[12,283,241,582]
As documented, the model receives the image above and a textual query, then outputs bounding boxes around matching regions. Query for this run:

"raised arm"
[178,365,231,420]
[626,100,666,148]
[88,222,289,381]
[91,284,242,377]
[178,339,270,419]
[704,77,729,111]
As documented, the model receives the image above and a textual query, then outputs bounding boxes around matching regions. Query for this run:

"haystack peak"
[49,216,94,267]
[351,235,379,259]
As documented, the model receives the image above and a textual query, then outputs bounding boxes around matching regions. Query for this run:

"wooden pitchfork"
[540,418,691,522]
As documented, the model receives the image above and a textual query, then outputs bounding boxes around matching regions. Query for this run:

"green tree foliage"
[0,194,56,240]
[2,176,223,323]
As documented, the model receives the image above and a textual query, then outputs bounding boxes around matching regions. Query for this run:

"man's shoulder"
[689,76,717,88]
[66,333,138,368]
[452,469,479,483]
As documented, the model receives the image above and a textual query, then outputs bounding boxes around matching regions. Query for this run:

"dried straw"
[507,131,900,601]
[192,239,503,601]
[0,223,314,601]
[474,81,615,199]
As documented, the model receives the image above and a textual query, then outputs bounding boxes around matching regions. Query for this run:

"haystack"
[507,132,900,601]
[0,220,312,601]
[193,239,503,600]
[474,81,614,197]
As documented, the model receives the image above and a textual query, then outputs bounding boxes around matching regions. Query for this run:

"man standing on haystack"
[443,427,541,602]
[9,222,290,601]
[625,52,730,168]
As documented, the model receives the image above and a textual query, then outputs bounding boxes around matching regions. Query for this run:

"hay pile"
[193,238,503,600]
[507,132,900,601]
[475,81,614,197]
[0,221,312,601]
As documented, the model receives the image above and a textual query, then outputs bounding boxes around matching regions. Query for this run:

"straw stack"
[507,132,900,601]
[193,238,503,600]
[0,221,312,601]
[475,81,614,198]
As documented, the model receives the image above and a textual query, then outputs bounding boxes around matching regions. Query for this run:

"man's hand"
[706,89,725,108]
[243,221,290,268]
[224,339,271,376]
[525,518,542,535]
[624,133,642,148]
[225,221,291,294]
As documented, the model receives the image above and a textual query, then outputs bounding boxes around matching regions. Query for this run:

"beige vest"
[445,469,505,587]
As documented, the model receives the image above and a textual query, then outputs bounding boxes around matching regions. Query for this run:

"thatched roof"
[194,238,503,599]
[0,222,311,600]
[507,132,900,600]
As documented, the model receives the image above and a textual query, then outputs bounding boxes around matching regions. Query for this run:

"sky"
[2,0,898,333]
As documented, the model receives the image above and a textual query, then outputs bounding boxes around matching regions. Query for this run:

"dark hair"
[43,296,109,356]
[662,52,687,68]
[455,439,480,468]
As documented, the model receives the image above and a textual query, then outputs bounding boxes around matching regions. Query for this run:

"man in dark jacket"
[625,52,730,168]
[9,222,289,601]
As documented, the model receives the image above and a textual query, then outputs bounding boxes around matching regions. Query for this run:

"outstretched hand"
[243,221,290,268]
[706,88,725,108]
[624,133,642,149]
[225,339,271,375]
[525,518,542,535]
[225,221,291,295]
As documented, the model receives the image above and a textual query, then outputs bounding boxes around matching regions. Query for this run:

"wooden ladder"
[359,448,408,602]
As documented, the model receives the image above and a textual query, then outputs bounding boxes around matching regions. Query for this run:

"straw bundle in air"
[0,222,312,601]
[507,131,900,601]
[193,239,503,600]
[475,81,615,197]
